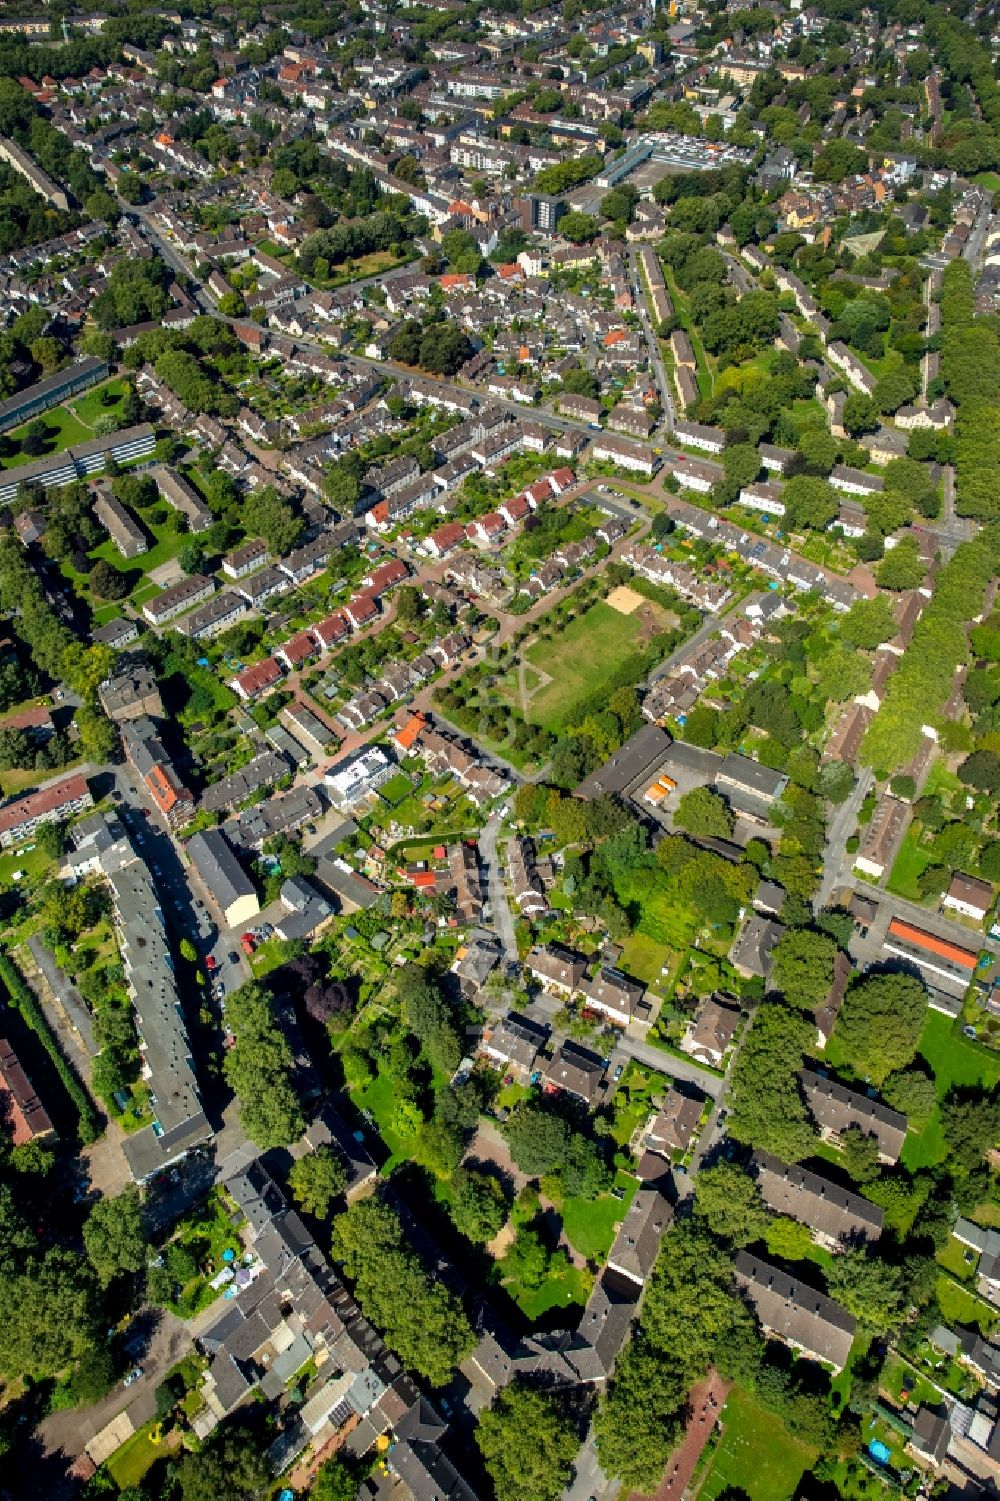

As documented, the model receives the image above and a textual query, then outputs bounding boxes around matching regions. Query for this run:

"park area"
[697,1386,817,1501]
[0,378,131,469]
[503,598,677,732]
[900,1010,1000,1170]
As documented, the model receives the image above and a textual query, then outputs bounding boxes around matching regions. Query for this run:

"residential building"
[579,967,646,1027]
[480,1013,549,1076]
[753,1151,883,1248]
[0,356,107,436]
[800,1069,906,1164]
[231,658,284,703]
[642,1089,703,1158]
[201,752,290,818]
[0,424,157,505]
[101,835,211,1182]
[942,872,993,923]
[186,828,260,930]
[883,918,978,992]
[733,1252,856,1371]
[142,575,215,627]
[0,772,93,848]
[93,489,148,558]
[223,539,270,578]
[98,658,163,722]
[525,943,587,997]
[0,1039,54,1144]
[149,465,214,533]
[854,794,908,879]
[175,590,248,641]
[606,1187,674,1287]
[681,996,741,1066]
[544,1040,606,1106]
[325,745,395,808]
[120,716,194,829]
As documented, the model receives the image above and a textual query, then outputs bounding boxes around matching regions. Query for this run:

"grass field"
[0,378,130,470]
[902,1011,1000,1170]
[522,602,644,730]
[69,377,129,428]
[560,1173,637,1262]
[698,1386,817,1501]
[107,1426,166,1488]
[937,1274,999,1333]
[508,1262,592,1320]
[886,825,933,901]
[618,931,675,986]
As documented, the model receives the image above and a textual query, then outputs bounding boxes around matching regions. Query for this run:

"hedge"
[0,951,99,1144]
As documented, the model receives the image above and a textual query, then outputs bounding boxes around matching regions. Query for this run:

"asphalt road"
[816,765,875,908]
[479,810,519,963]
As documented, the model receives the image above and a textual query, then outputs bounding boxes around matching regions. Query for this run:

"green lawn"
[107,1426,167,1488]
[698,1386,817,1501]
[560,1173,637,1262]
[0,405,93,467]
[355,1069,415,1170]
[508,1262,592,1320]
[973,171,1000,192]
[936,1274,999,1333]
[937,1234,978,1282]
[618,931,675,986]
[903,1011,1000,1169]
[886,825,933,902]
[523,602,644,730]
[69,376,129,428]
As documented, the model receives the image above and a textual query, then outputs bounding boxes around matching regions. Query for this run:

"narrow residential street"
[479,810,518,963]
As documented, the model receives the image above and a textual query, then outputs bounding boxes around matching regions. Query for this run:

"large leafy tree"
[288,1147,348,1219]
[83,1185,147,1287]
[831,971,927,1085]
[0,1249,100,1382]
[769,929,839,1012]
[476,1383,578,1501]
[727,1001,816,1159]
[693,1163,770,1248]
[331,1199,474,1385]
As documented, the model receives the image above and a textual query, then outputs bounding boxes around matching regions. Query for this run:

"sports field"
[698,1386,817,1501]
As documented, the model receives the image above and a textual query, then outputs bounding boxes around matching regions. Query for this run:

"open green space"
[560,1173,637,1262]
[886,825,933,902]
[936,1274,999,1333]
[618,931,675,987]
[937,1234,979,1282]
[107,1425,167,1488]
[521,602,645,730]
[354,1069,414,1171]
[698,1385,817,1501]
[0,405,93,467]
[507,1261,592,1321]
[69,376,130,428]
[901,1010,1000,1170]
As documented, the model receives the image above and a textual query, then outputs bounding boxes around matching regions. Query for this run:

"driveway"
[37,1307,192,1463]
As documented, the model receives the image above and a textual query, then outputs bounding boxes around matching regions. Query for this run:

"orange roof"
[409,870,437,889]
[604,330,627,347]
[146,764,182,814]
[440,273,471,289]
[519,345,530,361]
[156,131,173,145]
[887,918,977,969]
[395,711,427,752]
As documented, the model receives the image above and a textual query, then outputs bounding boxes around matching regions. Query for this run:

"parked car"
[123,1367,143,1387]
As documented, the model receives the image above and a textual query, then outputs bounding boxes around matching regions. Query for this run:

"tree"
[765,1216,815,1261]
[958,749,1000,792]
[728,1001,816,1159]
[88,559,129,599]
[502,1227,550,1289]
[224,981,305,1147]
[451,1168,509,1244]
[288,1147,348,1219]
[842,394,880,436]
[839,1125,881,1184]
[504,1102,570,1177]
[882,1068,936,1122]
[839,595,895,650]
[825,1249,905,1333]
[769,929,839,1011]
[693,1163,770,1247]
[832,971,927,1085]
[331,1198,474,1385]
[311,1457,357,1501]
[782,474,838,531]
[176,1425,272,1501]
[876,538,925,591]
[83,1186,146,1287]
[558,211,600,243]
[477,1383,578,1501]
[939,1088,1000,1174]
[0,1249,99,1382]
[674,785,733,840]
